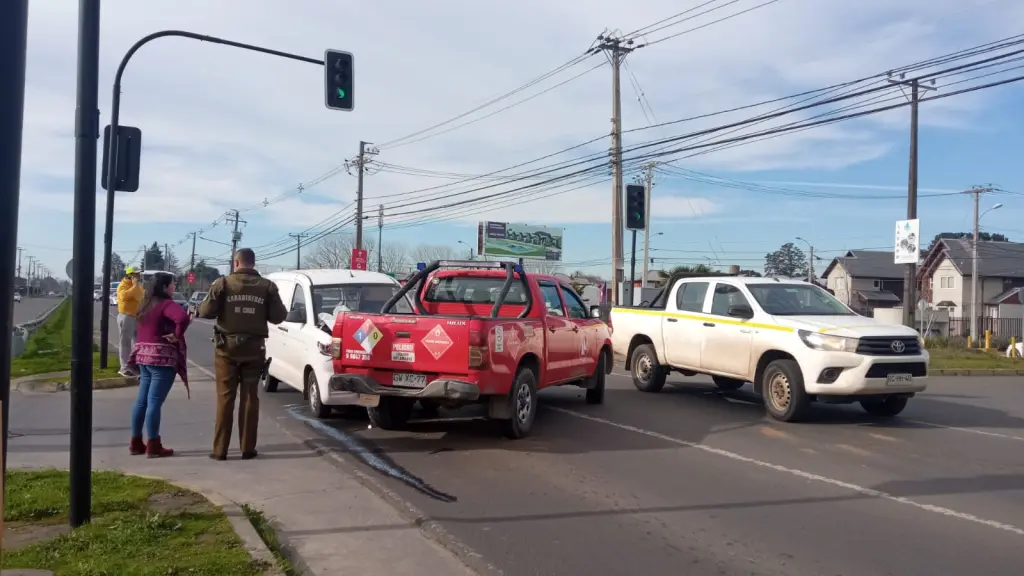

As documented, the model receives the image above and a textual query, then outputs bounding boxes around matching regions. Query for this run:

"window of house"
[872,279,881,289]
[940,276,955,289]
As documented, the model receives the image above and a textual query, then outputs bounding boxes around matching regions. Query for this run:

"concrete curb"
[12,371,137,394]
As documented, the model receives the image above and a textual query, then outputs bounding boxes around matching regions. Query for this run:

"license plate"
[356,394,379,407]
[886,373,913,386]
[392,373,427,388]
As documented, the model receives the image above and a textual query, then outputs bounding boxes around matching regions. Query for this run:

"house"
[919,239,1024,326]
[822,250,905,314]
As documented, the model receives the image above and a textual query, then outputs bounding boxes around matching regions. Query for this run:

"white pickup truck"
[610,275,929,422]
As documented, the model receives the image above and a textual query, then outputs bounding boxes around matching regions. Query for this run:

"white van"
[264,269,414,418]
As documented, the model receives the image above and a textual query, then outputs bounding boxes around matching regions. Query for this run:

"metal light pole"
[971,196,1002,340]
[795,236,814,283]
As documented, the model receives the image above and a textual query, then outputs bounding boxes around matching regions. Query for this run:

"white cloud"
[16,0,1024,260]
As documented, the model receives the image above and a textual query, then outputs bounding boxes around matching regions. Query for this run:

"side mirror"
[590,305,602,318]
[727,304,754,319]
[285,308,307,324]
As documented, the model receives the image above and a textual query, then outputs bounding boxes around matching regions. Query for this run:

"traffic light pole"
[628,230,637,306]
[98,31,325,364]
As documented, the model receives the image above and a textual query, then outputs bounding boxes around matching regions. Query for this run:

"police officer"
[196,248,287,460]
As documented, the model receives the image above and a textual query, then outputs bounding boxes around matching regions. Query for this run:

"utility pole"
[288,232,308,269]
[808,246,815,283]
[967,185,1000,341]
[348,141,378,250]
[164,243,170,271]
[188,232,196,272]
[227,209,245,273]
[377,204,384,272]
[593,33,638,304]
[888,72,936,327]
[16,247,23,280]
[640,162,655,288]
[26,256,34,294]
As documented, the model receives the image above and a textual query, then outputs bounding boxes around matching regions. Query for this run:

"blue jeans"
[131,365,176,439]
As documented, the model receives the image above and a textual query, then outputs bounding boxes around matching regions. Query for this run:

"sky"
[14,0,1024,281]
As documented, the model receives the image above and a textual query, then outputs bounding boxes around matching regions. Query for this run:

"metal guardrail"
[10,297,67,358]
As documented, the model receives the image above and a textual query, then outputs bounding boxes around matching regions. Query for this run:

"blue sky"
[15,0,1024,280]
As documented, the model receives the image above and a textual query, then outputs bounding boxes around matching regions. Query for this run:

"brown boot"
[129,436,146,455]
[146,437,174,458]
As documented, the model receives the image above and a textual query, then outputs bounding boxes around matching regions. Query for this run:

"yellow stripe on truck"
[611,307,794,332]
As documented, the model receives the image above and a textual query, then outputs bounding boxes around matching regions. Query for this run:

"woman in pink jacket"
[127,272,191,458]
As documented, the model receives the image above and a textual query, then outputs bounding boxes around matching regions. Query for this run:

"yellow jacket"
[117,278,144,316]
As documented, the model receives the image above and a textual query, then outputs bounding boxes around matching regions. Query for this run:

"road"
[94,304,1024,575]
[14,296,61,325]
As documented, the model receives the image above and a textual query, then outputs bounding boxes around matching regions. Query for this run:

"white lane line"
[189,361,216,379]
[547,406,1024,537]
[905,420,1024,442]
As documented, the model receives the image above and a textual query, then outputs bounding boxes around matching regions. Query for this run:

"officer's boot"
[146,437,174,458]
[129,436,145,455]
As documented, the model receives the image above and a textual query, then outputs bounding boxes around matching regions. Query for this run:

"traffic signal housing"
[324,49,354,111]
[625,184,646,230]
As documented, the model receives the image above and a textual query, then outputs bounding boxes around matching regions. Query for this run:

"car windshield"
[311,283,412,316]
[746,283,855,316]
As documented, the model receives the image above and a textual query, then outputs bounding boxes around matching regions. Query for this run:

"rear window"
[423,276,528,305]
[311,283,411,315]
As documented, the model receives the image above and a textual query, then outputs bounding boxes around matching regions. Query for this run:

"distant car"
[14,293,22,303]
[93,290,102,301]
[188,291,208,314]
[171,294,189,309]
[109,293,117,306]
[47,291,55,297]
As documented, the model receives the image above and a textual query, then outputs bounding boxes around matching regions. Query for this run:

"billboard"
[480,221,563,261]
[894,219,920,265]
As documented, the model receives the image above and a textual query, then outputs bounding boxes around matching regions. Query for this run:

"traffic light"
[324,49,354,111]
[625,184,646,230]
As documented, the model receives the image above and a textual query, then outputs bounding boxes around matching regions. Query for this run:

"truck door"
[664,281,708,369]
[538,281,575,384]
[701,282,754,377]
[560,284,599,380]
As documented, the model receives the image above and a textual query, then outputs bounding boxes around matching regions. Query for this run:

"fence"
[9,297,66,358]
[946,316,1023,339]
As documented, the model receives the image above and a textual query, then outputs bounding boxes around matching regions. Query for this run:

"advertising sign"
[351,248,368,271]
[479,221,563,261]
[894,219,920,264]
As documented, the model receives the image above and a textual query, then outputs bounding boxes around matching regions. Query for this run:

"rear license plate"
[393,373,427,388]
[886,373,913,386]
[356,394,379,407]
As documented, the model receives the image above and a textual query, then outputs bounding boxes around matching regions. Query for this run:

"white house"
[822,250,905,314]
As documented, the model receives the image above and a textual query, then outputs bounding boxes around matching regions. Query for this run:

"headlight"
[798,329,859,353]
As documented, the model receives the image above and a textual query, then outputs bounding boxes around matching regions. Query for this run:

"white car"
[93,290,102,301]
[14,293,22,303]
[264,269,414,418]
[610,276,929,422]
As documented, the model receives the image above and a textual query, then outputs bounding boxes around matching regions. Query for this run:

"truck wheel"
[262,373,279,393]
[760,359,811,422]
[631,344,666,393]
[307,371,331,419]
[501,367,538,439]
[585,353,606,405]
[860,396,908,418]
[712,376,745,391]
[368,397,414,430]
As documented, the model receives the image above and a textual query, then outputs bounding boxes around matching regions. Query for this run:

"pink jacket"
[127,299,191,396]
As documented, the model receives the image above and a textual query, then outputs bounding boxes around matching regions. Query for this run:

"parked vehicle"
[14,292,21,303]
[609,274,929,422]
[264,269,414,418]
[188,291,208,314]
[329,260,613,438]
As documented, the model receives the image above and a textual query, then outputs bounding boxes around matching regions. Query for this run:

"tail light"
[330,313,344,358]
[330,338,341,359]
[468,322,488,370]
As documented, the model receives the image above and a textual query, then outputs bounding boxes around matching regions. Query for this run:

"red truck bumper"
[329,374,480,402]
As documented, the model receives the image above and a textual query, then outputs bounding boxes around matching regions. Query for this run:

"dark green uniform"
[197,269,287,458]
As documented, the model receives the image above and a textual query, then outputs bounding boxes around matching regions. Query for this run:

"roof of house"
[821,250,904,280]
[856,289,902,303]
[937,239,1024,278]
[988,287,1024,305]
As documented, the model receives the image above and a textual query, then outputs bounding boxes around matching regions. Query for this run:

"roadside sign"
[65,259,74,279]
[351,248,368,271]
[894,219,920,264]
[186,271,196,284]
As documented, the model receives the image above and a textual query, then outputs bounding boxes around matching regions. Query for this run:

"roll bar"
[380,260,532,319]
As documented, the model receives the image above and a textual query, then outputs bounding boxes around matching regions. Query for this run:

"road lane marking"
[904,420,1024,442]
[758,426,795,440]
[547,406,1024,537]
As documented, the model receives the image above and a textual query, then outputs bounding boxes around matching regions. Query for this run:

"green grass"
[2,469,268,576]
[11,301,121,379]
[243,504,299,576]
[928,347,1021,370]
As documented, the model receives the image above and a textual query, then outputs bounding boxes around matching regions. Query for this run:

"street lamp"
[457,240,473,260]
[971,202,1003,339]
[795,236,814,283]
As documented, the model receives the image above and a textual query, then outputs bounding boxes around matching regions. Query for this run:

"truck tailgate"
[337,313,471,375]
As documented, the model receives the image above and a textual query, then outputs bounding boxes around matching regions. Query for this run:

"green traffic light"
[337,88,346,98]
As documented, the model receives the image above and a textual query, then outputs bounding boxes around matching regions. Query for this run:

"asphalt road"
[13,296,62,325]
[95,304,1024,575]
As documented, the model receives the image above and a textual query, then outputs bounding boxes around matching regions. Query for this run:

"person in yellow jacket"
[117,266,145,377]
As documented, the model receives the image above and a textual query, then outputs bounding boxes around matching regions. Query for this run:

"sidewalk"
[7,374,475,575]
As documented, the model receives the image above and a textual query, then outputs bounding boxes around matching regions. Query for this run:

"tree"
[926,231,1010,253]
[522,259,562,274]
[764,243,808,277]
[667,264,714,276]
[165,247,181,274]
[110,252,127,279]
[142,242,164,271]
[378,242,409,274]
[304,233,377,270]
[409,244,457,264]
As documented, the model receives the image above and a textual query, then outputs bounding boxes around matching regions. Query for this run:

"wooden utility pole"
[349,141,379,250]
[640,162,655,288]
[967,185,1000,341]
[227,209,245,273]
[289,232,308,269]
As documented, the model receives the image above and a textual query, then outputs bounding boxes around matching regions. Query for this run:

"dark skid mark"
[286,407,457,503]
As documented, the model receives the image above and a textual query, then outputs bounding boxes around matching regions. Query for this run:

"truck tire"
[631,343,666,393]
[368,397,414,430]
[860,396,908,418]
[262,373,279,393]
[585,352,606,405]
[760,359,811,422]
[307,371,331,419]
[501,367,538,439]
[712,376,745,391]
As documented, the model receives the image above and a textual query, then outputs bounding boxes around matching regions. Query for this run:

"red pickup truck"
[329,260,612,438]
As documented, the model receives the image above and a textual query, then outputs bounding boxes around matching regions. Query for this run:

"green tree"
[667,264,714,276]
[110,252,127,279]
[142,242,164,271]
[764,243,808,277]
[925,231,1009,253]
